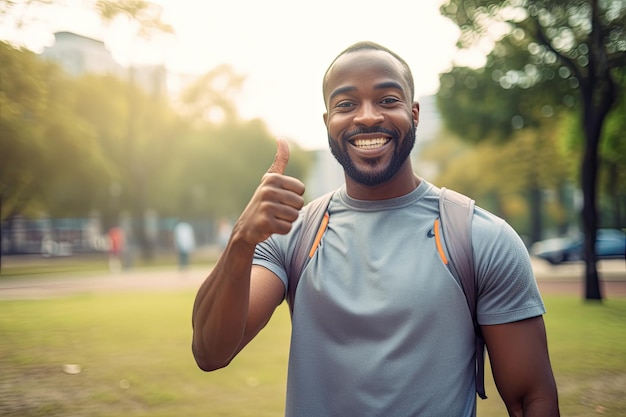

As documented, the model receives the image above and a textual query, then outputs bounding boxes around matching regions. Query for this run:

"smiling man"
[324,45,419,197]
[192,41,560,416]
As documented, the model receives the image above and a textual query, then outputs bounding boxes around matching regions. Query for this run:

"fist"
[237,138,306,245]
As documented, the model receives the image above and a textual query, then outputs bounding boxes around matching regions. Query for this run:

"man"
[192,41,560,416]
[107,225,125,272]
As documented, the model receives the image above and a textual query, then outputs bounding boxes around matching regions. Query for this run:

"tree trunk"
[581,133,601,300]
[579,0,618,301]
[580,93,615,301]
[606,162,622,228]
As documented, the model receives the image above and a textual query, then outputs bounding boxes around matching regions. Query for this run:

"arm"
[482,316,560,417]
[191,138,305,371]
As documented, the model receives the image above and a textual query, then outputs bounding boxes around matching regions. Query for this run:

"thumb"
[267,137,290,174]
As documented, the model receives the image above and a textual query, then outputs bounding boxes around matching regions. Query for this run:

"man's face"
[323,50,419,187]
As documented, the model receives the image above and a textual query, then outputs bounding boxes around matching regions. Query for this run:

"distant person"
[40,232,57,257]
[217,218,233,251]
[107,226,125,272]
[173,221,196,270]
[191,41,559,416]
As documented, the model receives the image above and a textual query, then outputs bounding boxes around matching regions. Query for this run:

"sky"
[1,0,481,150]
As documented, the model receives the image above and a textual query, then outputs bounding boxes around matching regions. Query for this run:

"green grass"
[1,292,625,416]
[478,297,626,417]
[0,253,216,278]
[0,290,290,417]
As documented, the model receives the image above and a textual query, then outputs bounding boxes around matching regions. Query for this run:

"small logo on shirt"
[427,228,435,238]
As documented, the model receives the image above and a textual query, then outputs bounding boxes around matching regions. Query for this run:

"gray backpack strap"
[287,191,334,316]
[439,187,487,399]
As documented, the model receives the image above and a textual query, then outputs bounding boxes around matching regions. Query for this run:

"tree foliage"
[173,66,311,220]
[0,0,313,263]
[0,42,108,219]
[0,40,312,255]
[421,123,571,240]
[95,0,173,37]
[440,0,626,300]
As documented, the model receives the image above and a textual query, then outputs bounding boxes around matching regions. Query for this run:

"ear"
[412,101,420,127]
[323,112,328,126]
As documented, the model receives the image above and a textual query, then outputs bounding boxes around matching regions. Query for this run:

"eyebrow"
[328,81,405,102]
[328,86,356,102]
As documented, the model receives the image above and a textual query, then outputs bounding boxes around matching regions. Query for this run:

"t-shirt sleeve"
[253,216,305,296]
[254,235,289,292]
[472,209,546,325]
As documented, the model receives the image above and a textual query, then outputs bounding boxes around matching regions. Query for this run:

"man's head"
[323,41,415,106]
[322,41,419,188]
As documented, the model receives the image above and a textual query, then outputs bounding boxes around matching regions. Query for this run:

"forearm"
[505,392,560,417]
[191,230,256,371]
[520,396,560,417]
[484,318,560,417]
[191,137,304,371]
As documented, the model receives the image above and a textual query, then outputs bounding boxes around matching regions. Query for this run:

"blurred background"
[0,0,624,284]
[1,2,625,416]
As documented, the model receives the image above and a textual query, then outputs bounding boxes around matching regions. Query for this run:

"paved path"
[0,259,624,300]
[0,267,208,300]
[531,258,626,297]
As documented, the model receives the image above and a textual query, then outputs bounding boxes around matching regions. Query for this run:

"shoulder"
[471,205,531,274]
[470,206,545,324]
[472,206,507,233]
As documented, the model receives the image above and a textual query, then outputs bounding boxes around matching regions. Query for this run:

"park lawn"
[0,291,290,417]
[1,292,625,417]
[477,297,626,417]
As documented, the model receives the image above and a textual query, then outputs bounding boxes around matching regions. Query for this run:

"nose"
[353,102,384,126]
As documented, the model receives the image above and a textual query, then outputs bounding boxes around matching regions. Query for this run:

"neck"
[345,162,420,201]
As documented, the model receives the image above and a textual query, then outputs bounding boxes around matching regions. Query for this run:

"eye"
[380,97,401,105]
[335,101,355,109]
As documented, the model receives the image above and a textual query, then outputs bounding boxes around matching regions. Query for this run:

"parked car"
[531,229,626,265]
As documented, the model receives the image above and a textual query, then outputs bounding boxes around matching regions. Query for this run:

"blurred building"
[41,31,123,77]
[40,31,166,96]
[413,94,443,181]
[305,148,344,201]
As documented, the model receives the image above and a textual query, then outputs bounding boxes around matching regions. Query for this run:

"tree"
[95,0,173,37]
[599,71,626,227]
[0,41,113,270]
[0,41,50,223]
[560,68,626,228]
[35,72,112,219]
[0,42,107,218]
[441,0,626,300]
[0,1,172,35]
[421,124,571,241]
[69,72,183,227]
[174,65,312,222]
[437,53,572,244]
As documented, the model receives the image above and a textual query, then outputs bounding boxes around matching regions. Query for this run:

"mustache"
[344,127,396,140]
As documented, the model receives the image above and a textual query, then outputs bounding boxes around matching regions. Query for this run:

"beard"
[328,122,416,186]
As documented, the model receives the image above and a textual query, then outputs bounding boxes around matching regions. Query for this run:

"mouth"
[350,137,391,150]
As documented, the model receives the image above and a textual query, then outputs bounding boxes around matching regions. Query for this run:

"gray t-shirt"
[254,180,545,417]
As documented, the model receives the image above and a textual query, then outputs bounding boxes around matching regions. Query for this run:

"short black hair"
[323,41,415,101]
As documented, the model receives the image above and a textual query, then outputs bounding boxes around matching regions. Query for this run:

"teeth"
[353,137,390,150]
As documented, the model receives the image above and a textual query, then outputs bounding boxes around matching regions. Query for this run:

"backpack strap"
[439,187,486,399]
[287,191,334,316]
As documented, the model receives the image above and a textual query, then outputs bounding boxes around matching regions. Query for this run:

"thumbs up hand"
[235,137,306,246]
[266,136,292,175]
